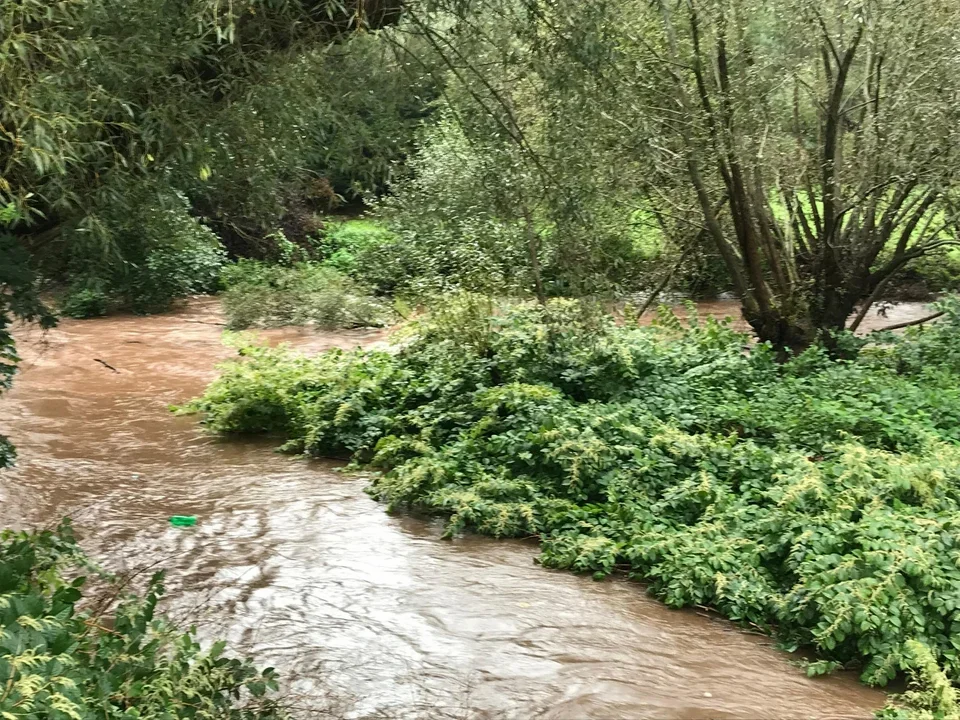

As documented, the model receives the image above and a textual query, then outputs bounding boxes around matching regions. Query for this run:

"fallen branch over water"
[873,310,945,332]
[93,358,119,373]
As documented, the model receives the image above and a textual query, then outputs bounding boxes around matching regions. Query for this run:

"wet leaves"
[0,521,284,719]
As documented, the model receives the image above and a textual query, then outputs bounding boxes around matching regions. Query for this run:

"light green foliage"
[220,260,391,330]
[317,219,397,277]
[191,295,960,713]
[374,118,532,297]
[59,190,226,317]
[376,96,650,299]
[0,520,284,718]
[879,640,960,720]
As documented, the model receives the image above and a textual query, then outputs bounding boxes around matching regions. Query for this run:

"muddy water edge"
[0,297,901,719]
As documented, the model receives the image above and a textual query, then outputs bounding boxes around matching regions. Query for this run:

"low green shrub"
[188,295,960,716]
[59,280,111,319]
[220,260,391,330]
[0,520,284,718]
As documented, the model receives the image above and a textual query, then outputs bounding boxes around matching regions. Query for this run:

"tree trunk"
[742,305,815,357]
[521,205,546,305]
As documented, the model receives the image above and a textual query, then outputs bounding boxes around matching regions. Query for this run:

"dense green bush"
[60,190,226,318]
[220,260,391,330]
[0,520,284,719]
[372,116,654,301]
[188,295,960,715]
[184,30,436,254]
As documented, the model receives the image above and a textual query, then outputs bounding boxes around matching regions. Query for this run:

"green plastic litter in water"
[169,515,197,527]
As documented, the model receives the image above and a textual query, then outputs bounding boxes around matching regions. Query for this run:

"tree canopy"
[1,0,401,235]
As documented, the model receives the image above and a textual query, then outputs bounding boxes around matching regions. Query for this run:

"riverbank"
[1,298,887,718]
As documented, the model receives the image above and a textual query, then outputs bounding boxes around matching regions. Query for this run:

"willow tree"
[0,0,402,240]
[373,1,662,302]
[585,0,960,346]
[634,0,960,348]
[420,0,960,349]
[0,0,402,310]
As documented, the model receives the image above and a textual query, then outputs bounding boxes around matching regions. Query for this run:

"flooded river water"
[0,297,916,719]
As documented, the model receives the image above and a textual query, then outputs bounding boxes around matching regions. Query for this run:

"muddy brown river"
[1,297,919,719]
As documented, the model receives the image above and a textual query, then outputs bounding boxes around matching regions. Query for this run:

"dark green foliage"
[220,260,391,330]
[59,191,227,318]
[185,31,435,249]
[886,251,960,301]
[190,296,960,714]
[298,35,439,202]
[0,0,401,227]
[0,520,284,718]
[1,0,416,319]
[60,284,110,320]
[0,205,56,468]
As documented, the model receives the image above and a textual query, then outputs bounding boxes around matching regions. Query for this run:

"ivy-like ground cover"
[189,296,960,718]
[0,522,283,719]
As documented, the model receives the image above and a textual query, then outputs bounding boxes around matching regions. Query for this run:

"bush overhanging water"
[220,260,391,330]
[0,521,284,718]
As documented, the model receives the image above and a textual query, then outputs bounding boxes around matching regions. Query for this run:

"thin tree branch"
[872,310,944,332]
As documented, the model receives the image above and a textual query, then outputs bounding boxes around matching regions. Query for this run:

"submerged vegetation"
[0,521,284,718]
[221,260,391,330]
[190,295,960,715]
